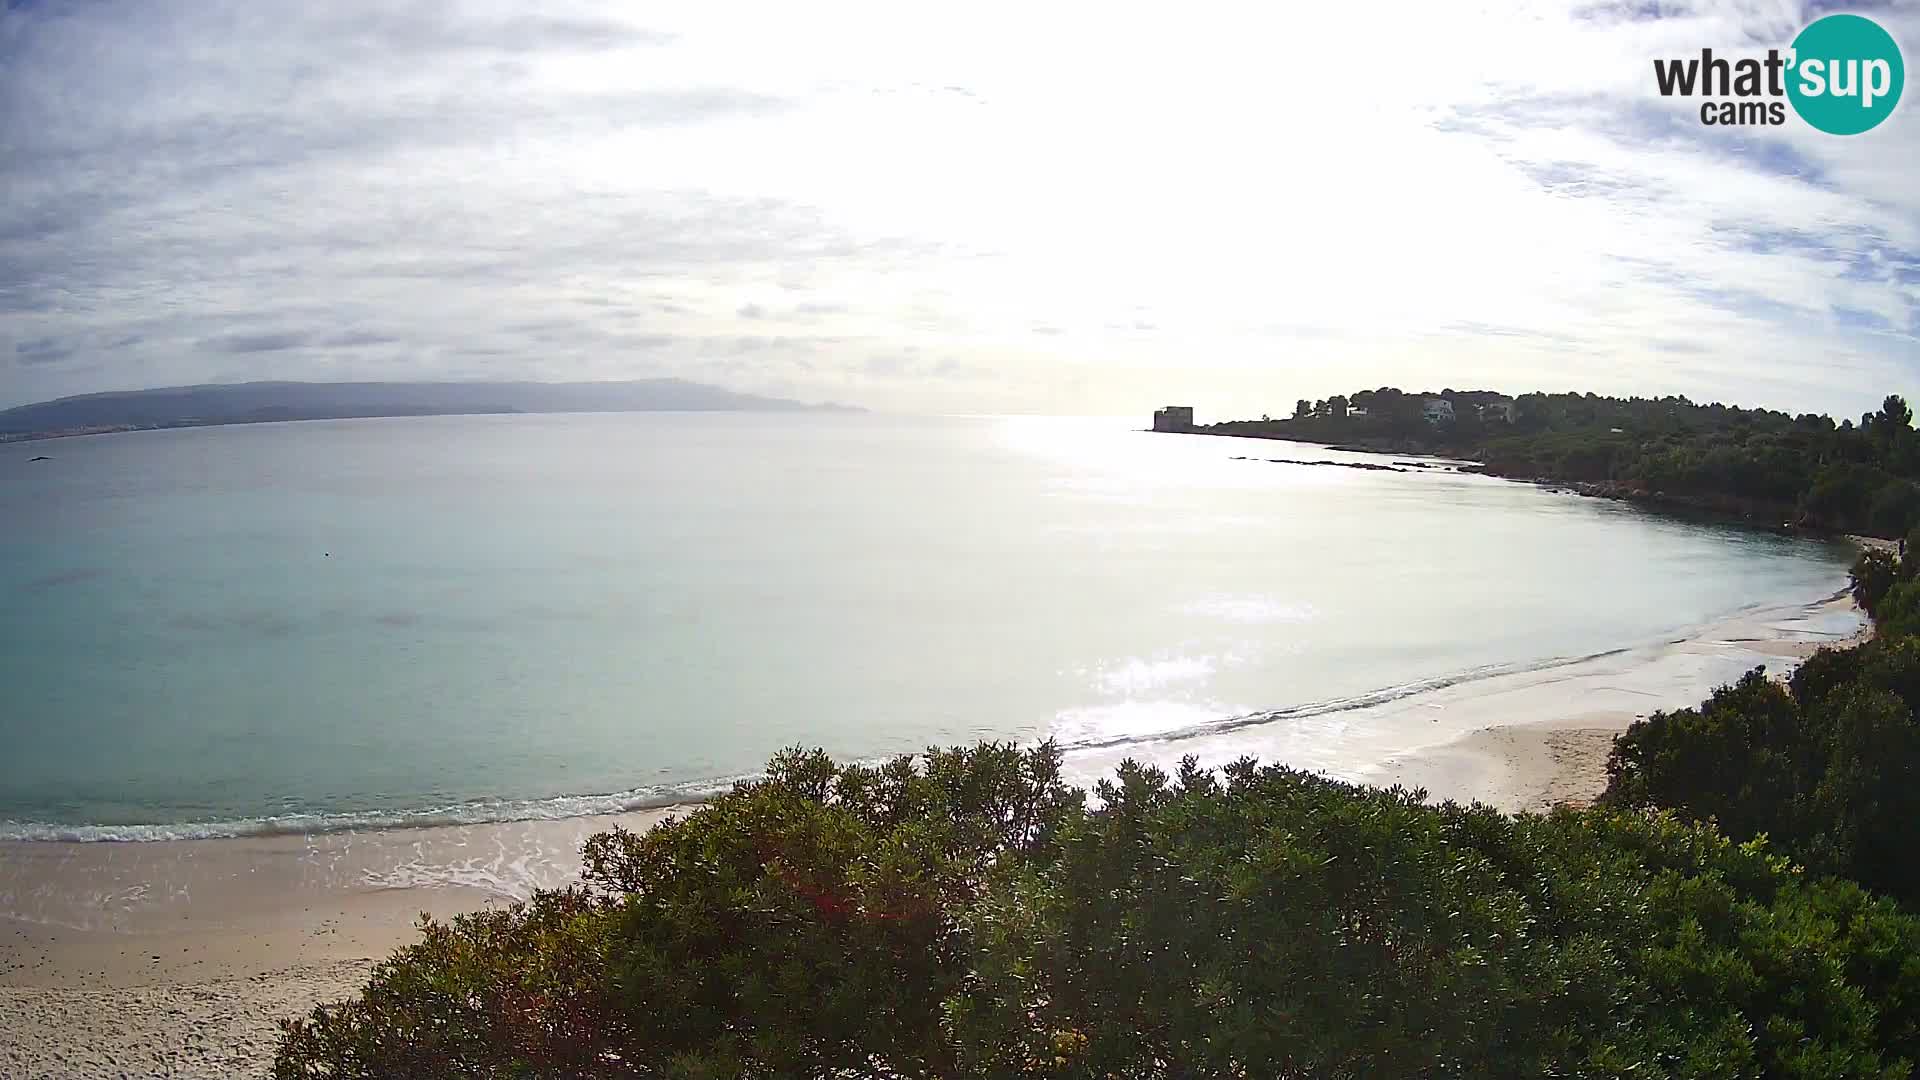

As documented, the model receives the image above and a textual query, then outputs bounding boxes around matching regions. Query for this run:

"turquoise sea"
[0,412,1856,839]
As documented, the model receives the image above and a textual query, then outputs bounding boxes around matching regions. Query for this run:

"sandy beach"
[0,588,1872,1078]
[1365,587,1872,813]
[0,809,686,1079]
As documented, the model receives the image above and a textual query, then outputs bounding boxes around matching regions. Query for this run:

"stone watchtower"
[1152,406,1195,432]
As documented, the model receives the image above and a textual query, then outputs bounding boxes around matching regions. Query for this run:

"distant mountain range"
[0,380,858,441]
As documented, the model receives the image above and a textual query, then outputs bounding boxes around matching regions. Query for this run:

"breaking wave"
[1047,646,1632,754]
[0,776,752,843]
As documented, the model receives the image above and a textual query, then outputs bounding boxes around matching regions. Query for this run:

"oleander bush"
[276,743,1920,1079]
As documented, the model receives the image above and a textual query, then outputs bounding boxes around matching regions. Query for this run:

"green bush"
[1606,638,1920,907]
[1876,581,1920,640]
[274,742,1075,1079]
[1853,549,1901,615]
[1604,668,1812,844]
[277,745,1920,1079]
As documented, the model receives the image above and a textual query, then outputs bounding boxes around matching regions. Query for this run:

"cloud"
[320,330,399,348]
[0,0,1914,416]
[211,331,310,353]
[15,337,70,365]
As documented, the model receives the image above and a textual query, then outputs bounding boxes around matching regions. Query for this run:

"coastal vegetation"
[278,743,1920,1077]
[1204,389,1920,538]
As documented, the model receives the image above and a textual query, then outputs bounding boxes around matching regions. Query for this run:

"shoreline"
[1361,586,1872,814]
[1,583,1873,1077]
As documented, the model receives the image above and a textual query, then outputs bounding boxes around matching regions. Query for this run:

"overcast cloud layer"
[1,0,1916,416]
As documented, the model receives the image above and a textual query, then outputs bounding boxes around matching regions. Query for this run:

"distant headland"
[1154,387,1920,540]
[0,379,859,443]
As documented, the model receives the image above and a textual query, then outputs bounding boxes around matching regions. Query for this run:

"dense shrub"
[274,742,1075,1079]
[1605,629,1920,907]
[1853,549,1901,614]
[956,757,1920,1078]
[1211,389,1920,536]
[278,745,1920,1078]
[1875,581,1920,639]
[1603,668,1812,843]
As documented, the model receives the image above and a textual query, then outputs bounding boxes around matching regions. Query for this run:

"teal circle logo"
[1787,14,1904,135]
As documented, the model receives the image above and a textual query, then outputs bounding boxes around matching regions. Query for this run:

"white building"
[1478,400,1515,423]
[1422,398,1455,424]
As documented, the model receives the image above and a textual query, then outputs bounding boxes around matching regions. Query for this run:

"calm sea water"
[0,412,1854,839]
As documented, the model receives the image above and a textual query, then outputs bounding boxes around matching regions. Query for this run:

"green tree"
[279,747,1920,1079]
[1880,395,1913,450]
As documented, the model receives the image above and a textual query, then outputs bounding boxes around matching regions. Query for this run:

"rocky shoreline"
[1511,478,1827,536]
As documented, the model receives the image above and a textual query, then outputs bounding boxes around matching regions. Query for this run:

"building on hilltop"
[1422,398,1455,424]
[1153,406,1195,432]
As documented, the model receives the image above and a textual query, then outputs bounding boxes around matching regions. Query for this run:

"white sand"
[0,808,687,1079]
[1370,589,1872,813]
[3,959,373,1078]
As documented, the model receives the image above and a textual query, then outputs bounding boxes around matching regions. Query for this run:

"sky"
[1,0,1916,418]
